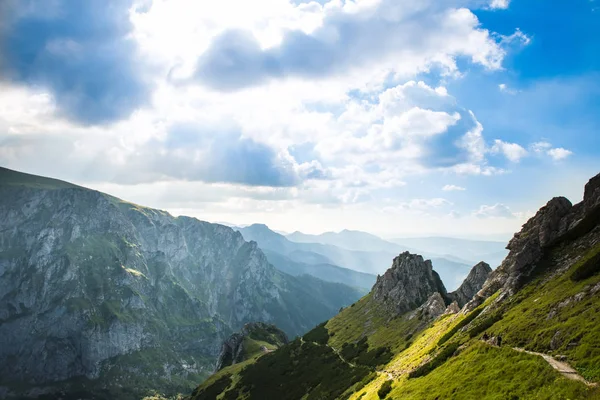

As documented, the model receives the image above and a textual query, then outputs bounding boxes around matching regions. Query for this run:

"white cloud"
[474,203,515,218]
[531,141,552,153]
[490,0,511,10]
[443,185,466,191]
[491,139,528,162]
[530,142,573,161]
[547,147,573,161]
[0,0,545,237]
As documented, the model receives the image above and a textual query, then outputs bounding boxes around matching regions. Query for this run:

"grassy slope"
[0,166,80,190]
[327,294,422,353]
[352,240,600,400]
[195,233,600,400]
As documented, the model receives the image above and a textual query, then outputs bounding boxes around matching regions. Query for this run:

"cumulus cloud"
[443,184,466,191]
[192,0,512,90]
[547,147,573,161]
[0,0,151,124]
[474,203,515,218]
[489,0,510,9]
[491,139,528,162]
[530,142,573,161]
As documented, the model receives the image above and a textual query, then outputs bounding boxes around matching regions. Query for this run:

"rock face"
[0,168,362,399]
[215,322,288,371]
[372,252,448,315]
[449,262,492,307]
[413,292,447,320]
[468,172,600,310]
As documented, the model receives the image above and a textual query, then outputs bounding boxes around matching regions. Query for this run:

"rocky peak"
[215,322,288,371]
[372,252,448,315]
[467,172,600,309]
[449,262,492,307]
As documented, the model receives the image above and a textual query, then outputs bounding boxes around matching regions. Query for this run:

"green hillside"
[190,173,600,400]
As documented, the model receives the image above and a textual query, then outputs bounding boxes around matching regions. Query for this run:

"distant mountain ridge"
[288,229,507,268]
[241,224,475,291]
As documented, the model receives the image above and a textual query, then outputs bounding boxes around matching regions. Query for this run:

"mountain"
[214,322,288,371]
[191,172,600,400]
[287,229,404,253]
[240,224,472,291]
[448,261,492,307]
[390,236,508,268]
[0,167,364,399]
[288,229,508,269]
[262,249,375,290]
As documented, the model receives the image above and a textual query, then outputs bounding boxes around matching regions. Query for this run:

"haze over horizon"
[1,0,599,238]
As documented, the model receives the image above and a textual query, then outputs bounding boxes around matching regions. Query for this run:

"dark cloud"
[0,0,150,124]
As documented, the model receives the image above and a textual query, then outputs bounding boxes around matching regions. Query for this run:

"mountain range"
[193,172,600,399]
[239,224,492,291]
[0,167,364,399]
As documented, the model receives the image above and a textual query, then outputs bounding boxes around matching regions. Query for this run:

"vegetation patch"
[341,337,393,368]
[377,380,392,399]
[393,343,597,400]
[190,375,232,400]
[303,321,329,345]
[408,342,461,378]
[436,307,483,346]
[570,243,600,281]
[468,312,503,339]
[203,338,371,400]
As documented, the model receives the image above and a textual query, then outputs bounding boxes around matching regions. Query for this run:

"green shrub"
[191,375,232,400]
[409,342,461,379]
[340,337,393,368]
[437,308,483,346]
[303,322,329,345]
[378,380,393,399]
[468,313,503,339]
[570,245,600,281]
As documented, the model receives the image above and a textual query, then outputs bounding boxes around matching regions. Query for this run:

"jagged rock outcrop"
[0,168,362,399]
[444,301,461,315]
[411,292,447,320]
[467,172,600,310]
[215,322,288,371]
[372,252,448,315]
[448,262,492,307]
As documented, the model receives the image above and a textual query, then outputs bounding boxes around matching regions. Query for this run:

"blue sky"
[0,0,598,239]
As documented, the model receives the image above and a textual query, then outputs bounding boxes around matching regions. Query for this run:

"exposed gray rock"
[0,167,362,398]
[449,262,492,307]
[372,252,448,315]
[466,172,600,311]
[444,301,461,315]
[413,292,447,321]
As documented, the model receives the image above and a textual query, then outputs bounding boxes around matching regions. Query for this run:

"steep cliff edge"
[0,167,363,399]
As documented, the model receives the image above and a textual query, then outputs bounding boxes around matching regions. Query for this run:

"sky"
[0,0,598,240]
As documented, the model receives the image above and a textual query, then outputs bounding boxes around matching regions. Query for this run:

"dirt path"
[513,348,597,387]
